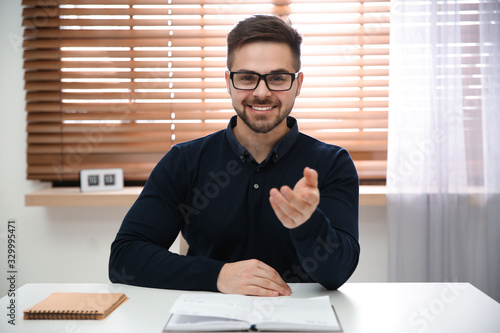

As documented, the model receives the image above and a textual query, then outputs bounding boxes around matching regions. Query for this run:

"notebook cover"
[23,292,128,320]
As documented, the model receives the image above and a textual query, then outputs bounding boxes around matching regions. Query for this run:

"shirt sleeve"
[289,148,360,290]
[108,146,225,291]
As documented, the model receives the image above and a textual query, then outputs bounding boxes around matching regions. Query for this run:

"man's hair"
[226,15,302,72]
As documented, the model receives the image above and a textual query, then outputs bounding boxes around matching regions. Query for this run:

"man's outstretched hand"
[269,167,320,229]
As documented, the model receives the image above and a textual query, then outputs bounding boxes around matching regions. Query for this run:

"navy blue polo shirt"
[109,116,360,291]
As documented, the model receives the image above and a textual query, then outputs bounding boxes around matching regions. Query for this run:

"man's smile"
[249,105,275,112]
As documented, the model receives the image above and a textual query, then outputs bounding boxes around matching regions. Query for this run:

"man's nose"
[252,78,272,97]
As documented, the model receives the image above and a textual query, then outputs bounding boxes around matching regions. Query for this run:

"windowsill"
[25,186,144,207]
[24,185,387,207]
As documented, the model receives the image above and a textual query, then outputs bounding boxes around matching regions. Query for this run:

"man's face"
[225,41,303,134]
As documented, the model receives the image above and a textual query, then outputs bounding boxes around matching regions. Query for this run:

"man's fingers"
[303,167,318,188]
[269,188,305,226]
[243,285,280,297]
[256,260,288,283]
[250,260,291,295]
[269,167,320,228]
[273,185,313,213]
[253,265,291,296]
[282,184,317,208]
[269,191,291,227]
[217,260,291,296]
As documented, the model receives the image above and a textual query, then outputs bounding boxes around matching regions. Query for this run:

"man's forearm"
[109,236,225,291]
[289,209,360,290]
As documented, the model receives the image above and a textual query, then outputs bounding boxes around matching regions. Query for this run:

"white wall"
[0,1,387,297]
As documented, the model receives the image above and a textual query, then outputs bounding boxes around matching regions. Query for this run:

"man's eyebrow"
[234,69,258,74]
[269,68,294,73]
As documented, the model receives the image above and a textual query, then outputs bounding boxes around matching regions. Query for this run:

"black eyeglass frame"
[229,71,299,91]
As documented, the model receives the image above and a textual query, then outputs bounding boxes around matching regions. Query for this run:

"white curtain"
[387,0,500,301]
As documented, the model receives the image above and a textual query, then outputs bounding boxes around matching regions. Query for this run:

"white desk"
[1,283,499,333]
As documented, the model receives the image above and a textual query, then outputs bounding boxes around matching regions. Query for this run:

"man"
[109,15,359,297]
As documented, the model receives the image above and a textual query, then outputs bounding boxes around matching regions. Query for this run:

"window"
[22,0,389,185]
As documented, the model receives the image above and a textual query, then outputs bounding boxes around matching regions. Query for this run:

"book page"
[251,296,341,331]
[167,314,251,331]
[169,294,251,321]
[166,294,252,331]
[166,294,341,332]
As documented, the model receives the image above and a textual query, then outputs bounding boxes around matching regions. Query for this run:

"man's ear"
[295,72,304,96]
[225,71,231,95]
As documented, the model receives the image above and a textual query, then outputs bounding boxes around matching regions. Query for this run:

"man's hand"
[216,259,291,296]
[269,167,320,229]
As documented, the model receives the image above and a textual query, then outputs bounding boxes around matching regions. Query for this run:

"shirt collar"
[225,115,299,164]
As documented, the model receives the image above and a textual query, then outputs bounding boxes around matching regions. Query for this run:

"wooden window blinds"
[22,0,389,184]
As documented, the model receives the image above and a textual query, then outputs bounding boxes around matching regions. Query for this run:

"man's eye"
[240,75,257,81]
[268,75,286,82]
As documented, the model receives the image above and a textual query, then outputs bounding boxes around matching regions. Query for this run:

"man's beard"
[235,98,293,134]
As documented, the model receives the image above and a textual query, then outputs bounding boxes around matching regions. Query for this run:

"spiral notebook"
[23,292,128,320]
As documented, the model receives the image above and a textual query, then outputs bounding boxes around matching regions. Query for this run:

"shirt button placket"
[252,166,261,191]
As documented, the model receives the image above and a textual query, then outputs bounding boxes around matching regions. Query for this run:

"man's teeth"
[252,106,273,111]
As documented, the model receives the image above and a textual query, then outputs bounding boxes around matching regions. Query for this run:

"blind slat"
[26,90,388,102]
[25,79,389,91]
[22,0,388,5]
[24,58,388,70]
[27,139,387,155]
[28,130,387,144]
[24,8,391,25]
[24,48,390,60]
[25,28,390,40]
[27,110,388,121]
[26,99,388,113]
[23,35,390,48]
[27,119,388,135]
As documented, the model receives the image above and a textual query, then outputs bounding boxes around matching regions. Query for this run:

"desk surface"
[1,282,499,333]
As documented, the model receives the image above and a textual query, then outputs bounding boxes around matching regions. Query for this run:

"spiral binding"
[24,309,99,320]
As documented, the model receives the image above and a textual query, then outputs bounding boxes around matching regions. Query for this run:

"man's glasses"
[229,71,299,91]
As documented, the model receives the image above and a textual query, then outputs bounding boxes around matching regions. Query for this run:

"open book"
[163,293,342,332]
